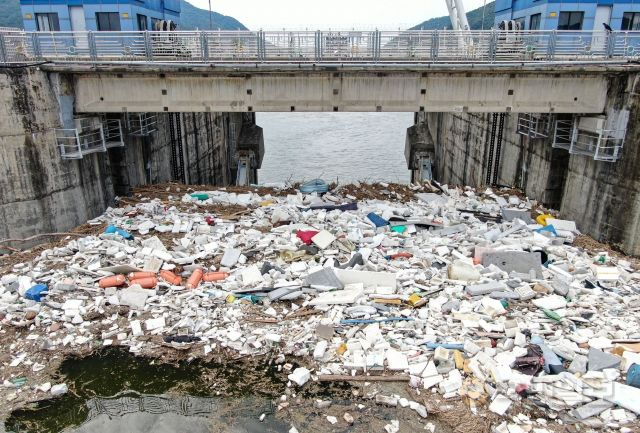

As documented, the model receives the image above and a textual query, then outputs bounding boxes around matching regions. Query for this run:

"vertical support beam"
[547,30,557,60]
[201,30,209,61]
[0,33,7,64]
[31,33,42,60]
[258,30,265,61]
[607,32,616,58]
[493,113,505,186]
[489,29,497,62]
[144,31,153,61]
[88,31,97,61]
[374,30,381,61]
[431,30,439,61]
[486,113,497,185]
[315,30,321,61]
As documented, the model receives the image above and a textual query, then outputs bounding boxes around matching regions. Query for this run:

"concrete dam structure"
[1,28,640,256]
[0,68,263,247]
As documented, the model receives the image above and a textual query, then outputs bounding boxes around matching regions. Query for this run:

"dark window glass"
[514,17,525,30]
[96,12,121,31]
[622,12,640,31]
[35,13,60,31]
[530,13,541,30]
[137,14,148,30]
[558,11,584,30]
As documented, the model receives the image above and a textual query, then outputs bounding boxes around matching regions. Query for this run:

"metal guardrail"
[1,29,640,64]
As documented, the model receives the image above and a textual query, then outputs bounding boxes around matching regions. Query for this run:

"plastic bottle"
[99,275,126,288]
[159,270,182,286]
[128,271,156,280]
[202,271,229,282]
[129,277,158,289]
[186,268,203,289]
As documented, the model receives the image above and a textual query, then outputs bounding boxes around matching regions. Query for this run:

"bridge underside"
[65,66,612,114]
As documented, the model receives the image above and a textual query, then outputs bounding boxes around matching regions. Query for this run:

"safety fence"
[1,29,640,64]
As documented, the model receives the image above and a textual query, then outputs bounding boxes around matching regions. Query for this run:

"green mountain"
[179,0,247,30]
[0,0,23,29]
[411,1,495,30]
[0,0,247,30]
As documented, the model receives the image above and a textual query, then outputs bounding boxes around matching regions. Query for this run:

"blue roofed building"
[495,0,640,31]
[20,0,181,32]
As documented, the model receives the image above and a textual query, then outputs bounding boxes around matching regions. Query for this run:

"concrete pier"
[0,68,261,246]
[407,74,640,256]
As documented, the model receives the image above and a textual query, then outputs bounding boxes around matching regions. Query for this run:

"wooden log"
[317,375,410,382]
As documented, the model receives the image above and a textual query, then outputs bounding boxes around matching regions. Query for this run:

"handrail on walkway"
[1,29,639,64]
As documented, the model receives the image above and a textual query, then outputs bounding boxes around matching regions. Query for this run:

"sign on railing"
[2,29,640,64]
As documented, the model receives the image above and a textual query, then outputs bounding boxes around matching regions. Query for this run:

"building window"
[514,17,525,30]
[35,13,60,31]
[530,13,541,31]
[558,12,584,30]
[137,14,148,30]
[622,12,640,31]
[96,12,121,31]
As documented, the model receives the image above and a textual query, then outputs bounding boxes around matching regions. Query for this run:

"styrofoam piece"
[288,367,311,386]
[546,218,578,233]
[145,317,165,331]
[308,287,364,305]
[334,269,396,289]
[311,230,337,249]
[220,248,242,268]
[532,295,567,310]
[241,265,263,285]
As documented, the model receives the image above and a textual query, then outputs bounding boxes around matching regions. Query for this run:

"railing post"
[431,30,439,61]
[315,30,322,61]
[489,29,497,62]
[607,32,616,59]
[0,33,7,64]
[258,30,265,61]
[88,31,97,61]
[31,32,42,61]
[547,30,557,60]
[144,31,153,61]
[200,30,209,61]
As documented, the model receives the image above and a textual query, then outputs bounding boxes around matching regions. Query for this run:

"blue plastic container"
[299,179,328,194]
[24,284,48,302]
[627,363,640,388]
[367,212,389,227]
[104,224,133,240]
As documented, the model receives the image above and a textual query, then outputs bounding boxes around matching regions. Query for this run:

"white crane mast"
[444,0,471,31]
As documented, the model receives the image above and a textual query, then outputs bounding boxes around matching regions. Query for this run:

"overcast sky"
[186,0,489,30]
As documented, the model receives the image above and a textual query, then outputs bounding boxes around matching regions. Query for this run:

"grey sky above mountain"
[186,0,488,30]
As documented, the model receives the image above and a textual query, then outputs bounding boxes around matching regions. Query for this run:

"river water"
[257,112,413,185]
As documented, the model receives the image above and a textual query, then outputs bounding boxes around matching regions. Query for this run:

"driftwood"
[317,375,410,382]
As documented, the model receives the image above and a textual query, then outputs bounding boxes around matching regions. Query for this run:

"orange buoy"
[202,271,229,282]
[128,271,156,280]
[159,270,182,286]
[129,277,158,289]
[186,268,203,289]
[99,275,126,288]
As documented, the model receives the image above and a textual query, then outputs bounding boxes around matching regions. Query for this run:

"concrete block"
[568,354,588,374]
[466,281,507,297]
[588,348,621,371]
[569,399,614,420]
[502,208,533,223]
[118,287,149,310]
[305,268,343,289]
[482,251,543,278]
